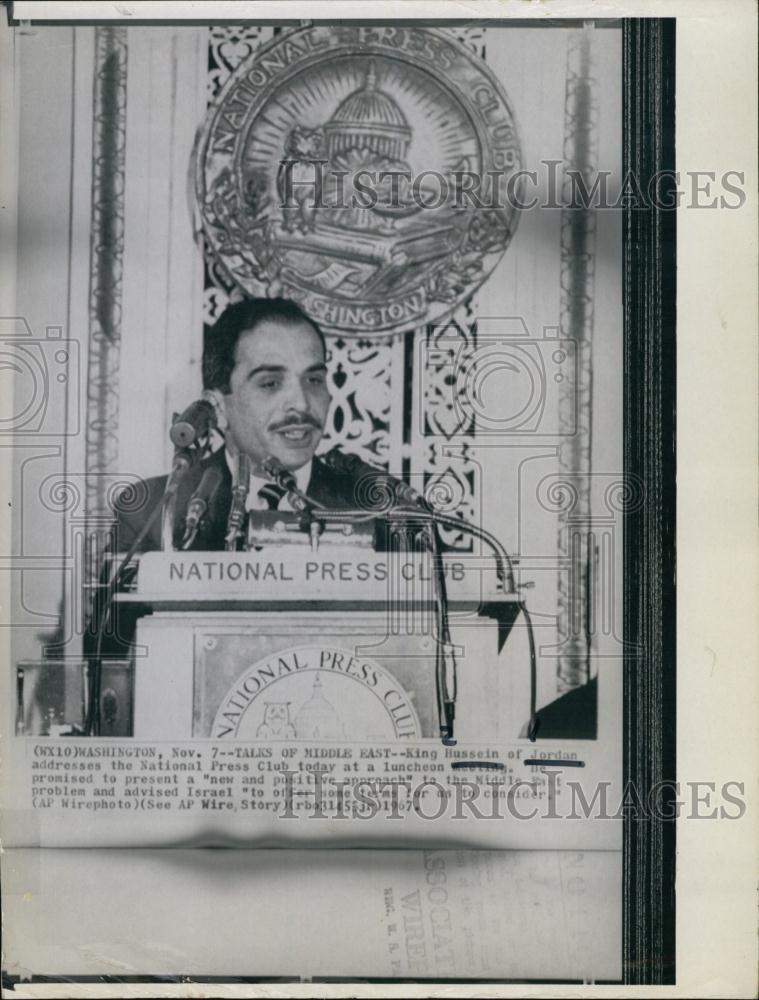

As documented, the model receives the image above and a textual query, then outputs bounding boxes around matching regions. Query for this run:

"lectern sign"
[211,645,422,740]
[194,24,521,336]
[136,551,502,602]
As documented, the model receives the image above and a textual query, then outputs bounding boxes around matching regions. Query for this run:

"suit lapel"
[307,455,359,508]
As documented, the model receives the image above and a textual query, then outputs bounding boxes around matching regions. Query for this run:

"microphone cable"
[391,503,539,742]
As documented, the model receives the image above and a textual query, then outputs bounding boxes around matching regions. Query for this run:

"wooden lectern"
[112,548,531,742]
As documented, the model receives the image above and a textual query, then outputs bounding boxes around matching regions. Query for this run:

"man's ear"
[203,388,228,432]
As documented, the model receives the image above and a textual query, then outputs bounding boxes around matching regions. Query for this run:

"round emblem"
[194,25,522,337]
[212,644,422,740]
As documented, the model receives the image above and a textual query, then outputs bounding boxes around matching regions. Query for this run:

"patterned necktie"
[257,482,287,510]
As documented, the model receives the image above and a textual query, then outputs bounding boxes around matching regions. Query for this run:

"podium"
[114,549,531,742]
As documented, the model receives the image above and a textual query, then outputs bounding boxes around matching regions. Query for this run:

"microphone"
[182,462,224,548]
[261,455,298,493]
[170,399,217,448]
[262,456,325,513]
[321,448,426,511]
[225,452,251,551]
[165,446,198,496]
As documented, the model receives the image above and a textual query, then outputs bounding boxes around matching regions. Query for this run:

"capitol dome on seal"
[293,674,346,739]
[318,60,426,232]
[324,61,412,162]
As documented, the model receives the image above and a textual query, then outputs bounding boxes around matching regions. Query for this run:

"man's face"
[216,319,330,472]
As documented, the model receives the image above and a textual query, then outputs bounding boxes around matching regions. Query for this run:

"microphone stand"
[414,507,538,740]
[225,452,251,551]
[421,522,458,744]
[160,446,200,552]
[181,463,224,550]
[387,511,458,743]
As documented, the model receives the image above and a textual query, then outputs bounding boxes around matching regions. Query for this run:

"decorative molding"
[556,26,599,690]
[84,26,128,597]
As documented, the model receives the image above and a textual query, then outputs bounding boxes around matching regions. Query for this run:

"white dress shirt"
[224,451,313,512]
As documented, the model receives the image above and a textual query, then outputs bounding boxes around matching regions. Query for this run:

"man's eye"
[257,379,280,390]
[308,374,327,385]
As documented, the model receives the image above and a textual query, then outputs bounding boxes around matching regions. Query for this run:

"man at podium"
[113,296,391,554]
[91,296,424,664]
[85,297,538,742]
[86,296,459,737]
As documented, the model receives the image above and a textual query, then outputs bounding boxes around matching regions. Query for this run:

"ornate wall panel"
[413,24,485,550]
[207,24,277,102]
[414,303,480,551]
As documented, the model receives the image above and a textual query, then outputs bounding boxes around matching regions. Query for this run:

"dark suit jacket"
[113,446,369,554]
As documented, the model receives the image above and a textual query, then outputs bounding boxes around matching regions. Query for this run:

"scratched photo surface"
[2,18,625,983]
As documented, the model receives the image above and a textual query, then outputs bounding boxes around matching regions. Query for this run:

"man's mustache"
[269,414,322,432]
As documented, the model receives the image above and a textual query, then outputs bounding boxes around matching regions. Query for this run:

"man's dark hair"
[202,297,327,393]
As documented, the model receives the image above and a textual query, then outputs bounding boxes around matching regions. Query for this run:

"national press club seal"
[193,25,522,337]
[211,645,422,741]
